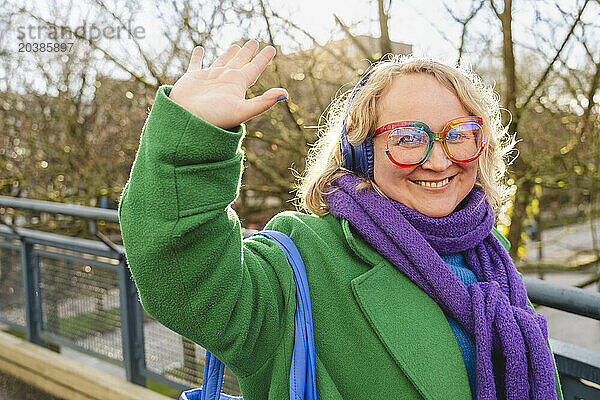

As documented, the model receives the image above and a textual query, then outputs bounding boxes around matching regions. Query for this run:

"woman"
[119,40,563,399]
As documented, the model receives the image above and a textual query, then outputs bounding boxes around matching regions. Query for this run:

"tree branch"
[24,11,157,88]
[517,0,591,117]
[378,0,393,55]
[489,0,502,18]
[267,9,355,72]
[93,0,164,85]
[444,0,485,64]
[333,14,373,61]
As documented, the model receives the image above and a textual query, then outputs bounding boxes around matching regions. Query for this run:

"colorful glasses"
[373,116,486,167]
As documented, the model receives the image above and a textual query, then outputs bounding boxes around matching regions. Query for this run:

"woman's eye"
[391,130,426,145]
[398,136,418,144]
[447,133,464,141]
[447,123,480,142]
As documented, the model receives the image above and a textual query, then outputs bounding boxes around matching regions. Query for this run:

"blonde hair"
[295,54,515,216]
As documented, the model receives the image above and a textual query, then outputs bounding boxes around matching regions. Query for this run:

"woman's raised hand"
[168,40,288,130]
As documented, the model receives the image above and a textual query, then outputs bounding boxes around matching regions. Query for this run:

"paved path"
[524,217,600,263]
[523,217,600,352]
[529,272,600,352]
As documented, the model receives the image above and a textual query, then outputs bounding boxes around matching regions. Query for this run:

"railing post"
[21,241,44,346]
[551,339,600,398]
[119,257,146,386]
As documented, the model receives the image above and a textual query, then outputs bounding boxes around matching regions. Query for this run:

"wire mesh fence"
[143,317,242,395]
[38,253,123,361]
[0,242,24,327]
[0,233,243,395]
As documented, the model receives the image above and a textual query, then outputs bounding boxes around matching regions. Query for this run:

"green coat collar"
[340,219,472,400]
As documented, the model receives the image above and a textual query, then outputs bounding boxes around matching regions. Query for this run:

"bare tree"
[378,0,393,55]
[443,0,485,64]
[489,0,592,258]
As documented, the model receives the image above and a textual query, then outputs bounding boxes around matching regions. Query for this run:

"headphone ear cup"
[340,122,375,179]
[352,137,374,179]
[353,140,367,178]
[340,124,355,172]
[339,68,380,178]
[364,139,375,181]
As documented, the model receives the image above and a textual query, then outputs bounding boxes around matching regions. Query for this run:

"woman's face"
[372,73,479,218]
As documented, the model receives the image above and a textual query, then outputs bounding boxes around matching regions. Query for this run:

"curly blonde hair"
[295,55,515,216]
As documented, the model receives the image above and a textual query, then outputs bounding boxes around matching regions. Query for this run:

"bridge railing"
[0,195,599,399]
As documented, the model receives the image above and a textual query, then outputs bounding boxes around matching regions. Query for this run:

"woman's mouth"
[411,175,455,189]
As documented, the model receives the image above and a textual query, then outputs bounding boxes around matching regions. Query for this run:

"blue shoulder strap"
[258,230,318,400]
[180,230,317,400]
[201,352,226,400]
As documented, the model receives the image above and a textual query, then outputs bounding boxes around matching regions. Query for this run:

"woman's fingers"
[186,46,204,72]
[210,44,240,68]
[240,46,276,86]
[171,40,285,127]
[226,40,259,69]
[242,88,289,121]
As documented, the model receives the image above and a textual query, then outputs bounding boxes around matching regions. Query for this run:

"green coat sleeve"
[118,86,296,378]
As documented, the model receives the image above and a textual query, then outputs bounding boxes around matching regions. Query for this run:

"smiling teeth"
[416,177,449,188]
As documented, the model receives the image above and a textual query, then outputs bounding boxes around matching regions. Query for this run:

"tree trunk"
[493,0,527,259]
[508,178,532,259]
[378,0,393,56]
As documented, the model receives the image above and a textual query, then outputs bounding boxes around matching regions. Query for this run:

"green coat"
[119,86,563,399]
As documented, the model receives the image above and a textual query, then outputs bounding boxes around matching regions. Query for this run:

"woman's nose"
[422,141,452,171]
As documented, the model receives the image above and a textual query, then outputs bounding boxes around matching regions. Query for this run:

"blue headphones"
[339,70,377,180]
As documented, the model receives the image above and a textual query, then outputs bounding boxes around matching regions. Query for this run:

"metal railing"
[0,196,242,395]
[1,195,599,399]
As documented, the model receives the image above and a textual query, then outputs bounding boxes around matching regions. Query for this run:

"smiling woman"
[119,42,564,400]
[298,56,510,217]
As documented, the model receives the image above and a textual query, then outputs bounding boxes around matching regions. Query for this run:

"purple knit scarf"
[323,174,557,400]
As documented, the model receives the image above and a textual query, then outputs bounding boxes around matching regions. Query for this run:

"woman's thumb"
[243,88,289,120]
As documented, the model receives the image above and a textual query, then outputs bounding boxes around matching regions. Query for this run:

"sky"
[3,0,597,93]
[132,0,476,59]
[128,0,596,71]
[267,0,462,56]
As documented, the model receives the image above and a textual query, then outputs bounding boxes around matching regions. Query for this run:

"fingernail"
[277,95,287,102]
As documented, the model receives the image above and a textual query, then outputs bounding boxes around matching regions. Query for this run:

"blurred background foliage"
[0,0,599,262]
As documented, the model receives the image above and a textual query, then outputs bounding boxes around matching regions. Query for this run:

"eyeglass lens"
[387,122,483,165]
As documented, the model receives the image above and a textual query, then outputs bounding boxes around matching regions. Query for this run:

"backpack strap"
[187,230,317,400]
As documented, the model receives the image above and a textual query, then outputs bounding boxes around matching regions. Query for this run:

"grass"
[541,210,598,230]
[55,307,121,340]
[4,327,26,340]
[145,378,183,399]
[4,327,60,352]
[53,306,154,341]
